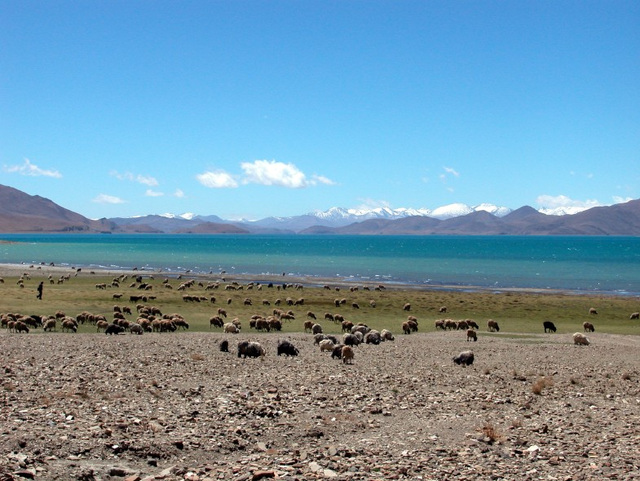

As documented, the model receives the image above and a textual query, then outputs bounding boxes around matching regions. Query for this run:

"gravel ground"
[1,330,639,481]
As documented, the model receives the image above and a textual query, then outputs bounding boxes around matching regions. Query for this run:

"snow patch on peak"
[473,203,512,217]
[430,203,474,220]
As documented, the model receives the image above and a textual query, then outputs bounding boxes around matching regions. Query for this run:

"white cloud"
[173,189,185,198]
[241,160,308,188]
[4,158,62,178]
[110,170,159,186]
[443,166,460,177]
[145,189,164,197]
[310,174,336,186]
[536,194,600,210]
[92,194,126,204]
[196,170,238,188]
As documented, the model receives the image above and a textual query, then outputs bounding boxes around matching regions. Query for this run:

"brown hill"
[0,184,115,233]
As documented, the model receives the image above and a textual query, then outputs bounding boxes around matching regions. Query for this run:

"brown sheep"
[435,319,446,330]
[311,323,323,335]
[630,312,639,320]
[589,307,598,315]
[403,303,411,311]
[466,329,477,342]
[439,306,447,313]
[487,319,500,332]
[341,345,354,364]
[583,322,595,332]
[303,320,314,332]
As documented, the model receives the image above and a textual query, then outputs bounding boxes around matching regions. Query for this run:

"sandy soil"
[1,329,639,481]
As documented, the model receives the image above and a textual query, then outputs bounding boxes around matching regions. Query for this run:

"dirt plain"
[1,327,639,481]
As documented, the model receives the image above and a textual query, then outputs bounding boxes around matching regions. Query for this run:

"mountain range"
[1,184,639,236]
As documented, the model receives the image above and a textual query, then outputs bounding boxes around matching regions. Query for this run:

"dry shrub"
[532,376,554,395]
[621,372,632,381]
[479,423,504,444]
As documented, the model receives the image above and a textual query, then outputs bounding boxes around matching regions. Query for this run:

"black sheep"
[543,321,557,333]
[105,323,124,335]
[453,350,474,366]
[277,340,299,357]
[237,341,265,358]
[219,339,229,352]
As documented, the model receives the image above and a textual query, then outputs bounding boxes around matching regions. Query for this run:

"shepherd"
[37,281,44,300]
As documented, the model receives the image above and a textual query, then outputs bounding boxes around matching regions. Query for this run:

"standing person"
[37,281,43,300]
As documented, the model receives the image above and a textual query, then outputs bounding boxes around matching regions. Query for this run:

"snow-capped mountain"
[159,212,197,220]
[311,203,512,223]
[538,206,593,216]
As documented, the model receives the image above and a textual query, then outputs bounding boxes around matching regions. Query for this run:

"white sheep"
[573,332,590,346]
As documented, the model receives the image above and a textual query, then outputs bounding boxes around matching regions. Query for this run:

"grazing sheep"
[630,312,639,320]
[369,300,376,308]
[403,303,411,311]
[105,323,124,335]
[129,323,144,335]
[219,339,229,352]
[341,320,353,332]
[224,322,239,334]
[351,302,360,309]
[43,318,57,332]
[277,340,299,356]
[573,332,590,346]
[341,345,355,364]
[311,323,323,335]
[583,322,595,332]
[453,350,475,366]
[456,320,469,330]
[364,330,382,345]
[466,329,477,342]
[435,319,446,330]
[307,311,317,320]
[61,318,78,333]
[543,321,557,333]
[331,344,345,359]
[14,321,29,334]
[237,341,265,358]
[380,329,394,341]
[487,319,500,332]
[342,333,360,347]
[589,307,598,315]
[304,320,315,332]
[351,324,371,336]
[402,321,411,335]
[439,306,447,313]
[319,339,335,352]
[209,316,224,328]
[466,319,479,330]
[96,320,109,332]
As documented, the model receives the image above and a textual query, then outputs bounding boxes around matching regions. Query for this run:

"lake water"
[1,234,639,295]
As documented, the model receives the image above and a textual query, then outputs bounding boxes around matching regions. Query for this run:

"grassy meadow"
[1,269,639,336]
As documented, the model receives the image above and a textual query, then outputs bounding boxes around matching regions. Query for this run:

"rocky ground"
[1,330,639,481]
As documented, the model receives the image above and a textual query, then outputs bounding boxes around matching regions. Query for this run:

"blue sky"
[1,0,638,220]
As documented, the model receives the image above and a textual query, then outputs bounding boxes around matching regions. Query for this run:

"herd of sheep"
[2,272,639,368]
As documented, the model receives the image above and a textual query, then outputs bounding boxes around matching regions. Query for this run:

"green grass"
[2,272,639,335]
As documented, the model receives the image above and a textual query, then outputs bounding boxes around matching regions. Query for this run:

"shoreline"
[2,261,636,298]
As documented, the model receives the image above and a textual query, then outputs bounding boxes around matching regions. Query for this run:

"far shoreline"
[2,261,637,299]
